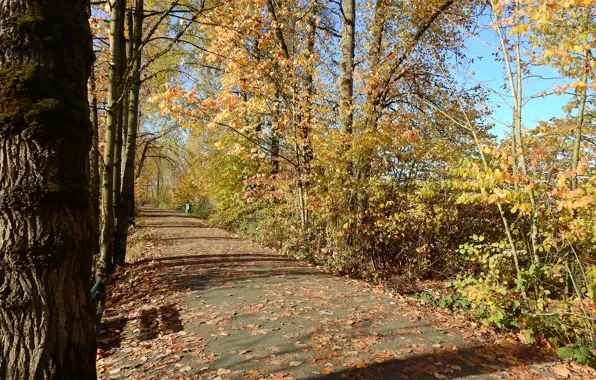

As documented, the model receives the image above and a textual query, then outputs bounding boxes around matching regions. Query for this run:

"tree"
[339,0,355,136]
[114,0,144,265]
[0,0,97,378]
[99,0,125,274]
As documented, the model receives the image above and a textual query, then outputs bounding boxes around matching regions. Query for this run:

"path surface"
[97,208,590,379]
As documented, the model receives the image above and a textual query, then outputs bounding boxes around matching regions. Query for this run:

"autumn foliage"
[138,0,596,364]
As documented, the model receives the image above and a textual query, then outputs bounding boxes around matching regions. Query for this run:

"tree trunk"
[271,92,282,175]
[301,0,316,172]
[271,127,281,174]
[0,0,97,378]
[114,0,143,266]
[296,0,318,231]
[122,8,133,155]
[572,73,588,190]
[112,0,126,268]
[363,0,386,132]
[136,138,152,179]
[337,0,356,241]
[339,0,355,135]
[100,0,124,274]
[89,62,100,256]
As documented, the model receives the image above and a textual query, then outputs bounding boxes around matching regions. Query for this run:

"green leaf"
[524,329,536,344]
[559,347,575,360]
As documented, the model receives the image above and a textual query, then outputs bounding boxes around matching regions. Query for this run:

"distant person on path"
[184,203,191,214]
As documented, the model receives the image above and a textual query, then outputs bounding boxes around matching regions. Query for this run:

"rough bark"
[0,0,97,378]
[114,0,143,266]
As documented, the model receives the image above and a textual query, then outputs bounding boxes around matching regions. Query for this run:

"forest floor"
[96,208,595,379]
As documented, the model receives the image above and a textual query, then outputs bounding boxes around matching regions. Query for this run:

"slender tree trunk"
[115,0,143,266]
[363,0,386,132]
[122,8,133,154]
[271,124,281,174]
[100,0,124,274]
[514,24,539,265]
[89,63,100,256]
[136,139,152,179]
[572,73,588,190]
[112,0,126,267]
[0,0,97,378]
[271,92,282,175]
[300,1,315,172]
[358,0,387,220]
[296,0,318,231]
[496,13,540,265]
[337,0,356,242]
[339,0,355,135]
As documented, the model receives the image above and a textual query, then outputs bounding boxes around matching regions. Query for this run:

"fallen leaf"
[552,364,571,378]
[217,368,232,375]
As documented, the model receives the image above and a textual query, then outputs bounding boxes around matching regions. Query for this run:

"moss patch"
[15,4,44,27]
[0,64,92,209]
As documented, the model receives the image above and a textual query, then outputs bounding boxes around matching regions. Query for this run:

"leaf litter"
[97,209,596,379]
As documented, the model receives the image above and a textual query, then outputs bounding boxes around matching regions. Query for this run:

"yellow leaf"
[571,81,588,91]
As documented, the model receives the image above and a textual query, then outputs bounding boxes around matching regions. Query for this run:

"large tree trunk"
[114,0,143,266]
[100,0,125,274]
[0,0,97,378]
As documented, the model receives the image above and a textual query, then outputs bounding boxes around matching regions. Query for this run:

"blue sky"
[463,31,574,138]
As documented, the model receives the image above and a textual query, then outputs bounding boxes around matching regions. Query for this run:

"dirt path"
[96,208,590,379]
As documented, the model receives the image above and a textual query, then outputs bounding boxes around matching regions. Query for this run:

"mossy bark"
[0,0,96,378]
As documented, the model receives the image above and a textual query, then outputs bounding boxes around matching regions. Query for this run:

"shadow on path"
[309,342,551,379]
[95,208,580,380]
